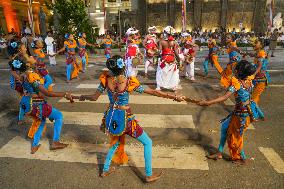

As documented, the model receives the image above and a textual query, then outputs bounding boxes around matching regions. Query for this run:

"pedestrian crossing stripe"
[48,112,196,129]
[58,94,188,105]
[76,84,99,89]
[269,84,284,88]
[0,136,209,170]
[259,147,284,174]
[224,98,234,106]
[87,65,94,68]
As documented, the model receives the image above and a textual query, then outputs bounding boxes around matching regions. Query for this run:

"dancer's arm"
[197,91,232,106]
[143,88,185,102]
[38,85,73,101]
[77,90,102,101]
[56,46,66,54]
[253,60,262,76]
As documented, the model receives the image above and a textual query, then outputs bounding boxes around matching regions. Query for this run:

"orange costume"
[251,50,270,104]
[64,39,80,80]
[77,37,89,72]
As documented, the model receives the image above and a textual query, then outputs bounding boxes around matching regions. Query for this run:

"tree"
[46,0,94,43]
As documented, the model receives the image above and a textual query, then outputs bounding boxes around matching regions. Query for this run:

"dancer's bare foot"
[206,152,222,160]
[100,166,116,177]
[50,141,68,150]
[66,80,71,84]
[145,171,163,183]
[31,144,41,154]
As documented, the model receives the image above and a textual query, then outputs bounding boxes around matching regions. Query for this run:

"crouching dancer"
[197,60,264,164]
[76,55,185,183]
[9,50,74,154]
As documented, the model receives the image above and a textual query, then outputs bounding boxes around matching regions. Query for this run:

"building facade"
[120,0,284,34]
[0,0,51,35]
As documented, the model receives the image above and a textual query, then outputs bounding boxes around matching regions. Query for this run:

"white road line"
[58,95,188,105]
[224,98,234,106]
[0,68,10,71]
[49,112,195,129]
[194,68,201,71]
[50,83,55,87]
[259,147,284,174]
[268,70,284,72]
[0,136,208,170]
[0,111,9,119]
[76,84,99,89]
[102,67,146,71]
[248,123,255,130]
[269,85,284,88]
[87,65,94,68]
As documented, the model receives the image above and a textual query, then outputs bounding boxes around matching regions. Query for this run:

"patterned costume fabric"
[64,39,79,80]
[219,77,264,160]
[77,38,89,72]
[252,50,270,104]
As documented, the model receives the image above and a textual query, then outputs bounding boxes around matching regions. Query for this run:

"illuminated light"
[0,0,20,33]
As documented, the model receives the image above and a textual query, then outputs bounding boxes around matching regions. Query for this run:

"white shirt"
[45,36,54,46]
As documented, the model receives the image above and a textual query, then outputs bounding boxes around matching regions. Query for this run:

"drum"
[185,55,193,64]
[132,53,144,67]
[146,49,156,57]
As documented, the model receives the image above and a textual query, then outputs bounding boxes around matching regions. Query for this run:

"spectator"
[45,31,57,66]
[269,29,279,57]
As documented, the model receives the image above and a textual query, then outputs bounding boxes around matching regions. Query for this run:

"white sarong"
[156,61,180,90]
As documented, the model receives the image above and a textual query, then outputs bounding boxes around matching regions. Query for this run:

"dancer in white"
[180,32,197,81]
[125,27,142,77]
[45,31,57,66]
[143,26,158,78]
[156,26,181,91]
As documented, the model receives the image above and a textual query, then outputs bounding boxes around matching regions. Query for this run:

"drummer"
[125,27,142,77]
[143,26,158,78]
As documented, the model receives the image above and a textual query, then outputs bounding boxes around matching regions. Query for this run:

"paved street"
[0,50,283,189]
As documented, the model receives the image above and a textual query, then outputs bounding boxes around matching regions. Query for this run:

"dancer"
[220,34,242,88]
[76,55,185,182]
[44,31,57,66]
[202,38,223,76]
[8,41,44,139]
[125,27,142,77]
[250,39,270,104]
[57,34,80,83]
[156,26,180,91]
[77,32,97,72]
[9,44,74,154]
[198,60,264,163]
[101,35,113,59]
[33,40,53,91]
[180,32,197,81]
[143,26,158,78]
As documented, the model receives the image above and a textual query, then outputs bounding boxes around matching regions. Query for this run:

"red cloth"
[126,45,137,57]
[162,48,175,63]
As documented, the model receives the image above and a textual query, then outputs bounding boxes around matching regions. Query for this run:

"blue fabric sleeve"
[228,85,236,93]
[134,85,145,94]
[97,83,106,93]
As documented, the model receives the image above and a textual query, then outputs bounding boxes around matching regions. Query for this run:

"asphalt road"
[0,50,283,189]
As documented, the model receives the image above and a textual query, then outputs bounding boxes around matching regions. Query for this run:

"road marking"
[259,147,284,174]
[194,68,201,71]
[49,112,195,129]
[102,67,146,71]
[76,84,99,89]
[268,70,284,72]
[59,95,188,105]
[50,83,55,87]
[0,111,9,119]
[248,123,255,130]
[269,85,284,88]
[0,136,208,170]
[224,98,234,106]
[0,68,9,71]
[87,65,94,68]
